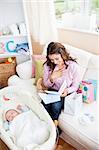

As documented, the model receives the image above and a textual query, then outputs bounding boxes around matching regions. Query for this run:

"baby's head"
[5,109,20,122]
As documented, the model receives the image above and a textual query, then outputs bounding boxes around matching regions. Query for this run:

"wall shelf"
[0,0,32,64]
[0,35,27,39]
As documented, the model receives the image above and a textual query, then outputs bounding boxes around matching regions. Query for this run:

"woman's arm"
[61,63,81,97]
[37,77,48,90]
[67,63,81,94]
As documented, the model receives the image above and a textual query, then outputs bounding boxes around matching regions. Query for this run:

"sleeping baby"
[3,104,50,149]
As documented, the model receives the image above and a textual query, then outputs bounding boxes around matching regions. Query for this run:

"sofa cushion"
[59,101,98,150]
[67,45,92,80]
[84,55,99,80]
[32,55,46,83]
[66,45,92,66]
[16,60,32,79]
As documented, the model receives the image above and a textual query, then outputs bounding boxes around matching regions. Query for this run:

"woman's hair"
[44,42,77,70]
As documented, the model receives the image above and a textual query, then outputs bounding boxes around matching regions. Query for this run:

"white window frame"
[54,0,99,33]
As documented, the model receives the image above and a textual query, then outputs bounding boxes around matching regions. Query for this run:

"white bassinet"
[0,86,56,150]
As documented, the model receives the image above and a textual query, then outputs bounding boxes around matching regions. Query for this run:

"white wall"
[31,28,99,55]
[58,28,99,55]
[0,0,25,29]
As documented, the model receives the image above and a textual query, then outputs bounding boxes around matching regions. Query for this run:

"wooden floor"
[0,139,9,150]
[56,138,77,150]
[0,137,77,150]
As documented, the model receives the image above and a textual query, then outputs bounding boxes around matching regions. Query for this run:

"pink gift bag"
[77,81,95,103]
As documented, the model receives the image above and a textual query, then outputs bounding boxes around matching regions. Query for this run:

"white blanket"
[8,110,50,149]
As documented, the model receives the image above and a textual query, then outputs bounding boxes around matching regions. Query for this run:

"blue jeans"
[42,97,64,120]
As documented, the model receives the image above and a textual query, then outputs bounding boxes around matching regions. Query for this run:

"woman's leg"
[42,97,64,120]
[51,99,64,120]
[41,101,53,117]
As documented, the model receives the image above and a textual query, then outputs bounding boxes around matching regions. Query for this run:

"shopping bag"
[87,79,97,101]
[64,92,82,116]
[77,80,95,103]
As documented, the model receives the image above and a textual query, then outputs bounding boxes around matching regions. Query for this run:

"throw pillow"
[16,60,32,79]
[35,60,44,83]
[32,55,46,84]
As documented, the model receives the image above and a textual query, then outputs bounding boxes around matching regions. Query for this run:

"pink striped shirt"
[43,61,81,94]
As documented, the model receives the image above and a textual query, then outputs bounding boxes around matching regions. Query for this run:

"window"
[54,0,99,32]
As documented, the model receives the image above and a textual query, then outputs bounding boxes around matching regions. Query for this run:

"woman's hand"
[50,69,63,82]
[37,78,43,90]
[50,64,66,82]
[61,88,68,97]
[37,77,48,91]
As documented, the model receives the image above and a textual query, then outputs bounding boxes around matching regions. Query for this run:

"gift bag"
[77,80,95,103]
[87,79,97,101]
[64,92,82,116]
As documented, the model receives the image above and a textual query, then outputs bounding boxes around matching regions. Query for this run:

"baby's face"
[5,109,19,122]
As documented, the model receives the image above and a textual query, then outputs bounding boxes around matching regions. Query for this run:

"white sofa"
[8,43,99,150]
[57,44,99,150]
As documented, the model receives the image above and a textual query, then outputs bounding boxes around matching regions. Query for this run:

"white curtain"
[24,0,58,45]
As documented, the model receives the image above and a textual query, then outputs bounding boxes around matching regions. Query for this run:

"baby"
[3,104,50,149]
[5,104,29,122]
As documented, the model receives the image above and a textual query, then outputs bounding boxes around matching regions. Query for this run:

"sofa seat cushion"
[59,102,98,150]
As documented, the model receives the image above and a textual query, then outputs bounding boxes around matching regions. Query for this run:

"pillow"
[84,55,99,80]
[32,64,35,78]
[32,55,46,63]
[8,75,35,86]
[16,60,32,79]
[32,55,46,83]
[35,60,45,83]
[68,45,92,81]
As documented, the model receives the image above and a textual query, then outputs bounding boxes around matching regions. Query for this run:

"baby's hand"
[17,104,22,110]
[17,104,30,112]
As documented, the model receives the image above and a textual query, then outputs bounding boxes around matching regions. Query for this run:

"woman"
[37,42,81,126]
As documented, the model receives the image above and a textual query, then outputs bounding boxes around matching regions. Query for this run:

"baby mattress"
[59,101,99,150]
[0,86,56,150]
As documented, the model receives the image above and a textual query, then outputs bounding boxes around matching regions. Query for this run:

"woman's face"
[48,54,64,65]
